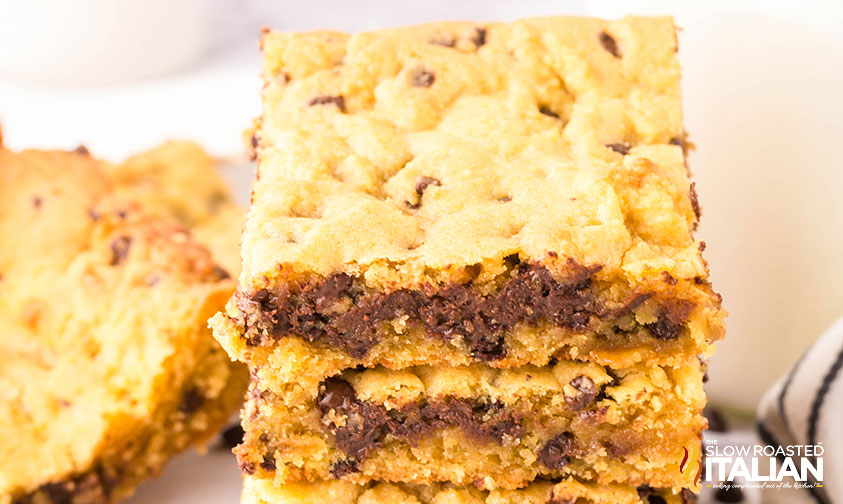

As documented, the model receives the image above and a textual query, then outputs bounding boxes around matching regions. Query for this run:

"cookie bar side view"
[240,477,696,504]
[0,148,247,503]
[236,361,705,491]
[212,16,725,381]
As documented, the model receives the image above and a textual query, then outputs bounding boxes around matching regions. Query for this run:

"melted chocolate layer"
[316,378,524,475]
[240,261,606,359]
[11,467,116,504]
[237,260,690,361]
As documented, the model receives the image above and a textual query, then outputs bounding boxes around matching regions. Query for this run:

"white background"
[0,2,841,501]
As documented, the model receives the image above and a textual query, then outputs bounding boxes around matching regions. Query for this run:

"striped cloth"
[756,317,843,504]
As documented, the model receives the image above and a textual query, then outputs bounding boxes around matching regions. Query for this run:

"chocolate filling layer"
[11,467,116,504]
[237,259,689,361]
[317,378,524,476]
[538,432,575,470]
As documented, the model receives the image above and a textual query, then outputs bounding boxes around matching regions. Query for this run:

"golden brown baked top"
[246,16,706,294]
[0,147,237,497]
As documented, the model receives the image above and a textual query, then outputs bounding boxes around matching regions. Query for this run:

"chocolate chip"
[318,377,357,414]
[599,31,621,57]
[410,67,435,88]
[239,461,256,475]
[209,265,231,281]
[74,145,90,156]
[87,209,100,222]
[31,196,42,209]
[606,142,631,155]
[179,387,205,414]
[636,488,668,504]
[325,400,388,461]
[330,459,360,478]
[670,135,688,155]
[37,481,73,504]
[645,315,681,340]
[260,455,276,471]
[714,485,743,503]
[415,175,442,195]
[644,302,692,340]
[566,375,598,411]
[681,489,698,503]
[704,406,729,432]
[406,176,442,209]
[661,271,678,285]
[468,334,506,361]
[472,27,487,47]
[539,106,560,119]
[689,182,701,219]
[308,95,345,112]
[72,471,108,503]
[636,484,654,498]
[248,137,258,161]
[219,424,244,449]
[109,236,132,266]
[538,432,574,469]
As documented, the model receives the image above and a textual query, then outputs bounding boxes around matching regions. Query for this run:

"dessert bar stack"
[211,16,725,504]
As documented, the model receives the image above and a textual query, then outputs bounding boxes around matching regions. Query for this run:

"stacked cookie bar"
[212,15,725,504]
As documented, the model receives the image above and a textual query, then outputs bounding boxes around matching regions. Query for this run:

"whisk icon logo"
[679,446,703,486]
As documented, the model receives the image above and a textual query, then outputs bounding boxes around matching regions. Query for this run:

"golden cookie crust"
[0,147,246,503]
[241,477,693,504]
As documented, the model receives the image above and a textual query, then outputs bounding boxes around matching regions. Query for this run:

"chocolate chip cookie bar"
[0,145,247,503]
[210,14,723,503]
[211,16,725,384]
[238,360,705,491]
[241,478,695,504]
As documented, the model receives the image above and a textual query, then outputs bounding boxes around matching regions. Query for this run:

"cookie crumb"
[410,67,435,88]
